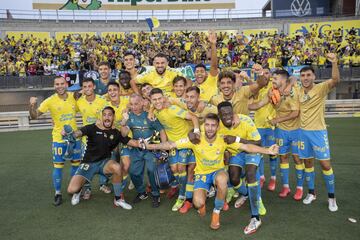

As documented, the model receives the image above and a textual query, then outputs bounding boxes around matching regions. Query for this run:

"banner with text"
[33,0,235,10]
[289,20,360,37]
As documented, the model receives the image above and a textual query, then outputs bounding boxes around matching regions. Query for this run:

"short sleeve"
[240,85,252,99]
[317,81,332,98]
[135,71,150,84]
[175,137,194,150]
[38,98,50,113]
[80,124,94,137]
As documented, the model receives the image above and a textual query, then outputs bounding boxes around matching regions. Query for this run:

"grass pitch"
[1,118,360,240]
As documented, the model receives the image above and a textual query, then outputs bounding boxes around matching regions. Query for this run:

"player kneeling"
[66,106,144,209]
[146,113,278,232]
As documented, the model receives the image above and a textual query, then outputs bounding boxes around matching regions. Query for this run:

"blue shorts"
[75,159,110,182]
[275,128,300,155]
[52,141,82,163]
[194,169,227,191]
[169,149,195,165]
[299,129,331,160]
[229,152,261,167]
[258,128,276,147]
[111,145,131,161]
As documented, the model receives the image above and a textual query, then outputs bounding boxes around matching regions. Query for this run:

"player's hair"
[140,83,152,90]
[150,88,163,97]
[186,86,200,94]
[98,61,110,68]
[118,70,131,79]
[124,52,136,59]
[130,93,143,101]
[172,76,187,86]
[54,76,66,82]
[217,101,233,112]
[300,66,315,74]
[107,81,120,88]
[194,63,206,71]
[273,69,290,79]
[153,53,168,61]
[102,106,115,115]
[204,113,220,124]
[82,77,95,85]
[218,70,236,83]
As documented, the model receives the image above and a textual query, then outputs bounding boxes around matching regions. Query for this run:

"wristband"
[193,128,200,134]
[235,136,241,143]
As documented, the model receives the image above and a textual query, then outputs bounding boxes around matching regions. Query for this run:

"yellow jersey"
[107,96,130,129]
[274,86,300,131]
[154,105,192,142]
[176,133,242,175]
[253,82,276,129]
[210,86,252,115]
[196,74,219,102]
[299,81,332,130]
[135,67,183,93]
[76,95,107,126]
[38,92,78,143]
[218,114,261,155]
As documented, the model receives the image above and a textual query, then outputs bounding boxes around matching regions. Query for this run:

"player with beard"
[210,67,267,115]
[298,53,339,211]
[76,78,108,199]
[130,53,192,94]
[145,113,278,230]
[193,31,219,102]
[29,76,82,206]
[67,106,143,209]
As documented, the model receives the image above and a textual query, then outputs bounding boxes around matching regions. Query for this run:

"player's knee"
[230,175,240,187]
[111,164,122,175]
[67,184,79,194]
[320,160,332,171]
[246,170,256,183]
[193,197,205,209]
[216,172,228,187]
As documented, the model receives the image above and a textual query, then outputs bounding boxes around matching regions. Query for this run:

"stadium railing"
[0,8,270,22]
[1,66,359,90]
[1,99,359,131]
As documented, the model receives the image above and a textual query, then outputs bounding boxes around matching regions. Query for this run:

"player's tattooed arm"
[72,130,83,139]
[29,97,43,119]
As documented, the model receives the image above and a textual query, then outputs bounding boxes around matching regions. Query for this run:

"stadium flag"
[146,17,160,32]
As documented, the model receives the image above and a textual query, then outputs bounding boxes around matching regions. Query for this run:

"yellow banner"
[242,28,278,36]
[101,32,126,39]
[33,0,235,10]
[6,31,50,40]
[55,32,96,41]
[289,20,360,37]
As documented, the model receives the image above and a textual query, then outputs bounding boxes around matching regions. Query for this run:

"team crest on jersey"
[104,133,107,138]
[110,135,114,140]
[216,149,220,155]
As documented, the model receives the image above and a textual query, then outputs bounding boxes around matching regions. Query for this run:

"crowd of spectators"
[0,26,359,77]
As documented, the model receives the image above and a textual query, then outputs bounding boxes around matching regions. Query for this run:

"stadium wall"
[0,16,359,38]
